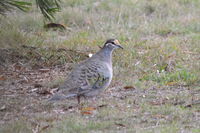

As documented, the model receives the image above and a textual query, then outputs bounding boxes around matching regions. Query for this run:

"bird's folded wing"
[89,73,110,90]
[66,65,109,95]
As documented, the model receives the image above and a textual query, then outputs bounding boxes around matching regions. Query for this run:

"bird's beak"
[116,44,123,49]
[113,39,123,49]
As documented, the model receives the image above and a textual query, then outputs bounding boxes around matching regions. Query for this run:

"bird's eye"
[111,42,115,44]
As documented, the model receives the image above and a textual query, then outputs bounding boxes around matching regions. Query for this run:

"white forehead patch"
[114,39,120,45]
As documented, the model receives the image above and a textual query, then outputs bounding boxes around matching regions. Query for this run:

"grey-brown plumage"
[49,39,123,103]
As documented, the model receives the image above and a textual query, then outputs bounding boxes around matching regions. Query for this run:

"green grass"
[0,120,32,133]
[141,69,198,85]
[0,0,200,132]
[48,117,112,133]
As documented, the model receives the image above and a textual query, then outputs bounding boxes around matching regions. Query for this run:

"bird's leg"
[77,95,80,104]
[77,95,86,110]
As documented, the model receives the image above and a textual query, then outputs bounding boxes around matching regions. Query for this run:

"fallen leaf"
[165,81,178,86]
[39,69,50,73]
[34,83,43,88]
[152,114,166,119]
[0,76,6,80]
[0,105,6,111]
[40,125,50,132]
[31,88,38,92]
[81,111,93,115]
[115,122,126,127]
[37,88,51,95]
[50,88,59,94]
[80,107,96,111]
[124,86,135,90]
[80,107,97,115]
[98,104,107,108]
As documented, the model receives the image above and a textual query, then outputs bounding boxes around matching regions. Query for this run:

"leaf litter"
[0,62,199,132]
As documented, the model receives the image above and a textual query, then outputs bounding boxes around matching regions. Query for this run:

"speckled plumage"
[49,39,123,103]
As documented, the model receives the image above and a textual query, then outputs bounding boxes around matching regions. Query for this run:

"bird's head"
[103,39,123,50]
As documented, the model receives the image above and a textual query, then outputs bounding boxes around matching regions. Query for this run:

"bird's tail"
[48,93,77,102]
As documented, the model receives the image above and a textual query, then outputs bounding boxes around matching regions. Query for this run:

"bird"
[49,39,123,104]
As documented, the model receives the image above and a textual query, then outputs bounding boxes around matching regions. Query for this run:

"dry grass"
[0,0,200,132]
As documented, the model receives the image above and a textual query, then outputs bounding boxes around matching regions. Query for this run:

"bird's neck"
[96,47,113,64]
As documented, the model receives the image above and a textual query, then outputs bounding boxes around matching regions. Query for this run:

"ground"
[0,0,200,133]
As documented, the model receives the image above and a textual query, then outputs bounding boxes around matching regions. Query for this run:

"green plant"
[0,0,61,21]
